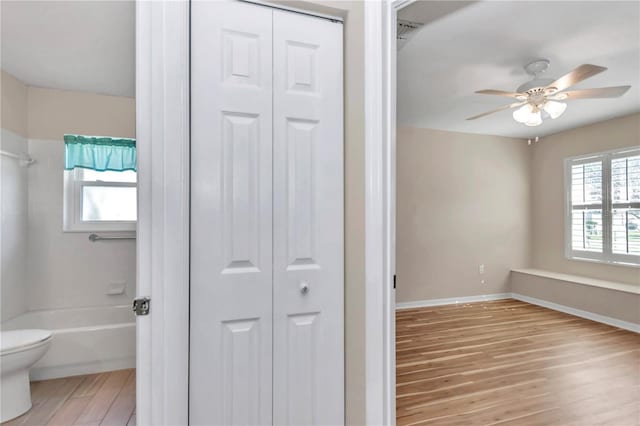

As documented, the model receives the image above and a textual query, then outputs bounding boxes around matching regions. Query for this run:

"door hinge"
[393,274,397,289]
[133,297,150,316]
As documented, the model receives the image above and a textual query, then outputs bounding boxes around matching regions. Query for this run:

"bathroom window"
[63,168,137,232]
[63,134,137,232]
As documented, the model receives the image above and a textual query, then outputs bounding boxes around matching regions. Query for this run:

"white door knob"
[300,282,310,294]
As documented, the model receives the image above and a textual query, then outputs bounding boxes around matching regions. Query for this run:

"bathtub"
[1,305,135,380]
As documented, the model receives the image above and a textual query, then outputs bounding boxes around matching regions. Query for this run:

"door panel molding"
[273,9,344,426]
[190,2,343,425]
[190,2,273,424]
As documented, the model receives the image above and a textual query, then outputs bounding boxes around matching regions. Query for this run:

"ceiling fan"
[467,59,631,126]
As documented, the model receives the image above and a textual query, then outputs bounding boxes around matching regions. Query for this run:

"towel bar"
[88,233,136,242]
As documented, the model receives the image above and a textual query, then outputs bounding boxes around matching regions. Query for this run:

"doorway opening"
[1,1,137,423]
[381,1,640,425]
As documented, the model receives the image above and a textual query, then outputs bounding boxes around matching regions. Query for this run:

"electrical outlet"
[479,264,485,274]
[481,279,485,284]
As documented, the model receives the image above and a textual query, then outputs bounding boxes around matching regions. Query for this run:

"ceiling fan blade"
[466,102,525,120]
[476,89,526,99]
[552,86,631,100]
[546,64,607,92]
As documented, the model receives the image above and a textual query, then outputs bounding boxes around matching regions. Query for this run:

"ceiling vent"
[397,19,424,50]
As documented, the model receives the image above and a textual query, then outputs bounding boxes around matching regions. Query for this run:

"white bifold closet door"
[190,1,343,425]
[272,8,344,426]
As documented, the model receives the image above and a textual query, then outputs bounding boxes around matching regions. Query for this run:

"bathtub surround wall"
[1,130,29,322]
[26,89,136,311]
[0,69,137,313]
[1,71,29,321]
[27,138,136,310]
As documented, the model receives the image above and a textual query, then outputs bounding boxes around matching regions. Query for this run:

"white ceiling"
[1,1,135,98]
[398,1,640,139]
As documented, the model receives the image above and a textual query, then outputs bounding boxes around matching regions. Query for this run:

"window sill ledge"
[63,228,137,233]
[511,268,640,295]
[565,254,640,269]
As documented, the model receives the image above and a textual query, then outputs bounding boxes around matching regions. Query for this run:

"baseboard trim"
[30,357,136,381]
[396,293,639,333]
[510,293,640,333]
[395,293,512,310]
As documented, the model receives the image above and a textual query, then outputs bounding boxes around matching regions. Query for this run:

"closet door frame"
[137,1,351,425]
[136,0,190,424]
[364,1,417,425]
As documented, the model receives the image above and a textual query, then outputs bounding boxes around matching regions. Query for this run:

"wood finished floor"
[2,369,135,426]
[396,299,640,426]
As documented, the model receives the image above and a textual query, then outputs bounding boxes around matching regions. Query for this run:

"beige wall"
[396,127,531,303]
[338,5,365,424]
[511,272,640,324]
[398,114,640,308]
[273,2,366,423]
[28,86,135,140]
[531,113,640,285]
[1,70,135,140]
[1,70,28,137]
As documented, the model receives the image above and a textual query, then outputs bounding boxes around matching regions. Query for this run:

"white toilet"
[0,329,52,422]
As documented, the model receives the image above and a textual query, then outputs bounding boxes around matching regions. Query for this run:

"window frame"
[63,167,137,232]
[564,146,640,267]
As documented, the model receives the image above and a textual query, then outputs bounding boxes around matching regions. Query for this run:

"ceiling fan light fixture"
[467,62,631,124]
[524,110,543,126]
[543,100,567,119]
[512,104,535,123]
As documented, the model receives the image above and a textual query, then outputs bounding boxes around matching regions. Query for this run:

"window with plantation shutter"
[565,147,640,265]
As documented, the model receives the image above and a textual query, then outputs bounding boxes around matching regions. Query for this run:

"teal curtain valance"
[64,134,137,172]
